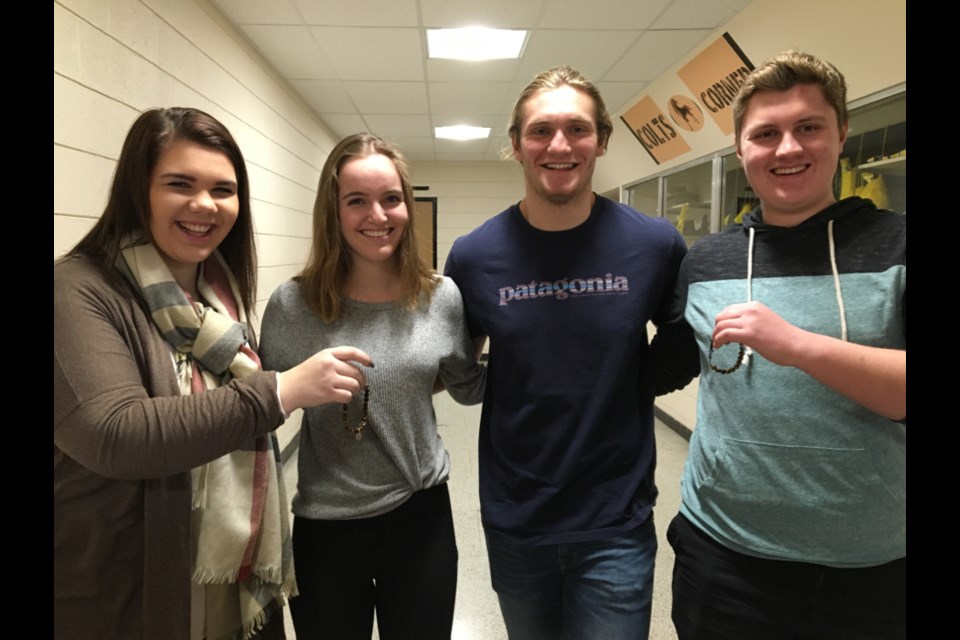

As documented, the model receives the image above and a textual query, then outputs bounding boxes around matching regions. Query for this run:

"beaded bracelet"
[342,386,370,440]
[708,342,746,375]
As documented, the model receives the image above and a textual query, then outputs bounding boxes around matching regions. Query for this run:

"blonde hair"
[298,133,437,322]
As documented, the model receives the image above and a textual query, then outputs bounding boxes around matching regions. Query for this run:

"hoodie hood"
[742,196,878,234]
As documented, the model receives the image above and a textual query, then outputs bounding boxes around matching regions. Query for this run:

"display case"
[840,90,906,213]
[663,161,714,247]
[625,177,660,219]
[626,159,716,248]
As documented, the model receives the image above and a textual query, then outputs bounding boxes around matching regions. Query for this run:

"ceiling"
[212,0,753,162]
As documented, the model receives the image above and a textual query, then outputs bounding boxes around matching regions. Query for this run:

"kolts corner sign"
[621,33,753,165]
[620,96,692,164]
[677,33,754,136]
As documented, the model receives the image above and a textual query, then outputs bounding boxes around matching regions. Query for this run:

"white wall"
[411,161,526,271]
[54,0,341,449]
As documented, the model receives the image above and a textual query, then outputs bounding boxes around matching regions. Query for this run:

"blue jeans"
[486,516,657,640]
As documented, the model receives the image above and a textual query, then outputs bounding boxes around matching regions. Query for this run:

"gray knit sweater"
[260,276,485,520]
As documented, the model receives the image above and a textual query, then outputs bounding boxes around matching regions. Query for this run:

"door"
[413,197,437,269]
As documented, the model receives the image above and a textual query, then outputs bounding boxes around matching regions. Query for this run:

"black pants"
[668,512,906,640]
[290,483,458,640]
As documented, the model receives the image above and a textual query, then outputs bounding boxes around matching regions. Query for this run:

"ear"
[838,121,848,146]
[597,134,608,157]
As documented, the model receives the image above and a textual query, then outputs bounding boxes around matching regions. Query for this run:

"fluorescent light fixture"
[435,125,491,141]
[427,27,526,61]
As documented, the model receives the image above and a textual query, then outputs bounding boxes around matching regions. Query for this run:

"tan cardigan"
[53,256,285,640]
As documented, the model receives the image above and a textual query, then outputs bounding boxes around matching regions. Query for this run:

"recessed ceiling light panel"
[435,125,491,141]
[427,27,527,61]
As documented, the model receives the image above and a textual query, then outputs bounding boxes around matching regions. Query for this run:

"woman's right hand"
[277,346,373,412]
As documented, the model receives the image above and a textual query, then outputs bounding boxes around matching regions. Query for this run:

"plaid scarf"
[117,241,296,640]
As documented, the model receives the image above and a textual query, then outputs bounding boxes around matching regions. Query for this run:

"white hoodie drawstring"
[827,219,849,342]
[743,227,756,366]
[741,219,848,368]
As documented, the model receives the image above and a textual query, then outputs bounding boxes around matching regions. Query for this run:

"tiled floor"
[281,393,687,640]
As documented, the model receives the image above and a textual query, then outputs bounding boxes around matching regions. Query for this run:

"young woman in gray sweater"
[259,133,485,640]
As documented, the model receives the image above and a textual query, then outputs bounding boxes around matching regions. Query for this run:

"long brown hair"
[298,133,437,322]
[68,107,257,311]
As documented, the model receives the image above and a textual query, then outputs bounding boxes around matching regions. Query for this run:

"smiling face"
[337,153,409,271]
[737,83,847,227]
[513,85,606,208]
[148,139,239,289]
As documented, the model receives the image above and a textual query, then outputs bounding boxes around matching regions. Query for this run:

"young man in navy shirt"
[445,65,697,640]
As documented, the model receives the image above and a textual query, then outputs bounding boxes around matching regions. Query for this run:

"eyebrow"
[748,113,830,130]
[526,117,592,128]
[341,188,403,200]
[158,172,237,189]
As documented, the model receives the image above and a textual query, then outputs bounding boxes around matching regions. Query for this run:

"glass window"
[625,178,660,218]
[599,187,620,203]
[720,154,756,230]
[663,161,712,247]
[842,92,906,213]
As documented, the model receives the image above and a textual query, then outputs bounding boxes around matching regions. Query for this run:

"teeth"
[773,165,807,175]
[179,222,212,233]
[362,229,390,238]
[545,163,575,169]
